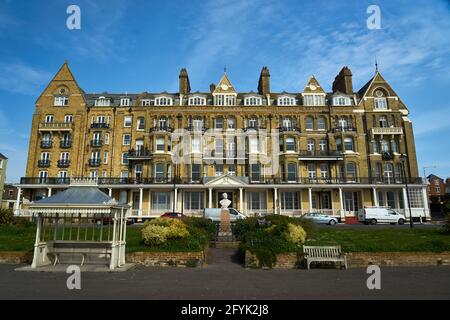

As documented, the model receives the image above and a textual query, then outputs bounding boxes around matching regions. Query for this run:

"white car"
[302,212,339,225]
[358,207,406,225]
[203,208,246,222]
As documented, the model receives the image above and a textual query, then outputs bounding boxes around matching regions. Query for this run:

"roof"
[0,153,7,160]
[32,187,119,206]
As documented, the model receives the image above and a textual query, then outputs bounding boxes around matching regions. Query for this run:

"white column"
[308,188,313,211]
[108,188,112,197]
[174,188,178,212]
[239,188,244,213]
[139,188,143,217]
[372,187,378,206]
[274,188,278,214]
[402,187,409,213]
[15,187,21,211]
[47,188,52,197]
[339,187,344,219]
[422,186,429,219]
[148,189,151,216]
[208,188,213,208]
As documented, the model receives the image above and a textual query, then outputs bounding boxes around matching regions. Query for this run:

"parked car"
[160,212,185,219]
[203,208,246,222]
[302,212,339,225]
[358,207,406,225]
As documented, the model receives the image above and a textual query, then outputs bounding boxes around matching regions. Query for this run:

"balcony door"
[136,140,144,156]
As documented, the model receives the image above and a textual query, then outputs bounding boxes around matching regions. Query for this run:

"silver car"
[302,212,339,225]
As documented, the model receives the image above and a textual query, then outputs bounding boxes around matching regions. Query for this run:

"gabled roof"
[214,72,237,94]
[0,153,7,160]
[32,187,118,206]
[357,71,400,100]
[303,75,326,94]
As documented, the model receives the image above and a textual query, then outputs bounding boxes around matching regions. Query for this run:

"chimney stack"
[258,66,270,95]
[210,83,216,94]
[332,66,353,95]
[179,68,191,96]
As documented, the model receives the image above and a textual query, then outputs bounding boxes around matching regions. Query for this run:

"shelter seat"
[48,241,113,266]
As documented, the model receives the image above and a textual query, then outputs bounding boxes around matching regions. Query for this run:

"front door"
[217,191,234,209]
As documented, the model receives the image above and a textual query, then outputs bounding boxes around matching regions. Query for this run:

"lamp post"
[400,154,413,228]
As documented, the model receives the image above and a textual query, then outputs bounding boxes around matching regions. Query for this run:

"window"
[192,118,203,131]
[41,152,50,161]
[215,164,224,176]
[317,117,326,130]
[121,152,129,165]
[308,163,316,179]
[436,187,441,193]
[156,137,165,152]
[120,98,130,106]
[395,163,403,182]
[282,118,292,130]
[333,96,351,106]
[286,137,295,152]
[60,152,69,161]
[123,134,131,145]
[374,97,388,110]
[54,96,69,106]
[38,171,48,183]
[381,140,389,153]
[95,97,110,107]
[42,133,52,142]
[320,163,329,179]
[189,96,206,106]
[372,140,379,153]
[407,188,424,208]
[64,115,73,123]
[0,160,2,169]
[376,163,383,182]
[155,97,173,106]
[215,139,224,157]
[124,116,132,127]
[248,117,258,128]
[226,141,236,157]
[96,115,106,124]
[141,99,151,106]
[247,192,267,211]
[338,117,348,129]
[346,162,357,181]
[192,164,201,181]
[155,163,165,180]
[215,95,235,106]
[280,192,299,210]
[91,151,100,160]
[304,95,325,106]
[93,132,102,143]
[227,164,236,176]
[379,115,388,128]
[287,163,297,182]
[105,133,110,145]
[319,139,327,151]
[152,192,171,211]
[336,138,342,151]
[192,137,201,153]
[344,138,354,151]
[227,117,236,130]
[249,137,259,153]
[305,116,314,130]
[137,117,145,131]
[45,115,54,123]
[391,140,398,153]
[245,96,262,106]
[251,164,261,182]
[184,192,204,211]
[384,163,394,183]
[307,139,315,152]
[103,151,108,164]
[158,117,167,130]
[278,96,295,106]
[215,117,224,130]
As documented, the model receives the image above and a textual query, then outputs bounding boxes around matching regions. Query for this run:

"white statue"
[219,193,231,209]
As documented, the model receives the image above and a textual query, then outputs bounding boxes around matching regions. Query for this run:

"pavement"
[1,248,450,300]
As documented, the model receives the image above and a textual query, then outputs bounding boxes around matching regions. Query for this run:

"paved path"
[1,249,449,300]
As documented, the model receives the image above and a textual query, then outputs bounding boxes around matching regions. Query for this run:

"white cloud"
[0,63,52,95]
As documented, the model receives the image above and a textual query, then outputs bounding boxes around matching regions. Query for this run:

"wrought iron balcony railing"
[40,141,53,148]
[332,126,357,133]
[37,159,50,167]
[88,159,101,166]
[57,160,70,168]
[60,140,72,148]
[128,149,153,159]
[91,140,103,148]
[91,123,110,129]
[39,122,73,131]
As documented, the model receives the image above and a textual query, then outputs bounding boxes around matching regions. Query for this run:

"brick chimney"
[332,66,353,95]
[258,66,270,95]
[179,68,191,96]
[210,83,216,94]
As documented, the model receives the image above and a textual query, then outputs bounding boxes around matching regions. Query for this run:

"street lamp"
[400,154,414,228]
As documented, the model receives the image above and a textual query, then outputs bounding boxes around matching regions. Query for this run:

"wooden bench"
[303,245,347,270]
[48,241,113,266]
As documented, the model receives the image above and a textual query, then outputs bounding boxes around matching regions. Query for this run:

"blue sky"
[0,0,449,182]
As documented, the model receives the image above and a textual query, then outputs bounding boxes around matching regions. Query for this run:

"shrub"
[232,217,259,240]
[284,223,306,246]
[141,218,190,246]
[142,224,169,246]
[183,217,217,240]
[443,213,450,234]
[0,208,14,226]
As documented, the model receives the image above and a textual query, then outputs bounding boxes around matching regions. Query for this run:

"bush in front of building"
[443,213,450,234]
[182,217,217,241]
[0,208,14,226]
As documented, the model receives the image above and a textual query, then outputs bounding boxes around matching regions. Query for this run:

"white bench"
[48,241,112,266]
[303,245,347,270]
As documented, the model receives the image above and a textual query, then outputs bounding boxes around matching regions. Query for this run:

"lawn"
[1,224,449,253]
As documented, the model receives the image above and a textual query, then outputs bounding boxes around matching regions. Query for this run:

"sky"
[0,0,449,182]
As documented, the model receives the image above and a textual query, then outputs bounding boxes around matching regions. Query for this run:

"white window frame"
[188,96,206,106]
[244,96,262,106]
[155,96,173,106]
[120,98,130,106]
[64,115,73,123]
[277,96,295,106]
[141,99,151,106]
[54,96,69,106]
[124,116,132,127]
[156,137,165,152]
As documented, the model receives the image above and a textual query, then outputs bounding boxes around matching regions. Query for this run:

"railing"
[371,127,403,135]
[128,149,152,159]
[20,177,71,185]
[39,122,73,130]
[40,141,53,148]
[60,140,72,148]
[279,126,301,133]
[150,126,174,133]
[298,150,343,158]
[381,151,395,160]
[57,160,70,168]
[38,159,50,167]
[243,126,266,132]
[88,159,101,166]
[185,126,208,132]
[91,123,110,129]
[333,126,357,133]
[91,140,103,148]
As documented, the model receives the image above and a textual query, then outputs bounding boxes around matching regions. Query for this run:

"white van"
[203,208,246,222]
[358,207,406,225]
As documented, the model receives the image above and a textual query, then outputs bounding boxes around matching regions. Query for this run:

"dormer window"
[141,99,151,106]
[303,94,325,106]
[333,96,352,106]
[244,96,262,106]
[215,94,235,106]
[54,96,69,106]
[95,97,111,107]
[120,98,130,106]
[155,97,173,106]
[188,96,206,106]
[374,90,388,109]
[278,96,295,106]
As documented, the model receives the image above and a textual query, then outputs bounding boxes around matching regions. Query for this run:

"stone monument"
[217,193,233,241]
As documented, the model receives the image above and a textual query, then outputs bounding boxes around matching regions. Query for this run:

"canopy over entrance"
[29,186,129,270]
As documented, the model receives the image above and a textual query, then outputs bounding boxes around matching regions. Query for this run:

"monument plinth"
[217,193,233,242]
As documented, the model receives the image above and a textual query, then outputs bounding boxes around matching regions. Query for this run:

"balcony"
[332,126,357,133]
[243,126,266,132]
[57,159,70,168]
[39,122,73,131]
[91,122,110,129]
[91,140,103,148]
[381,151,395,160]
[185,126,207,132]
[128,149,153,160]
[279,126,301,133]
[40,140,53,149]
[151,126,174,133]
[371,127,403,136]
[38,159,51,167]
[299,150,344,161]
[88,159,101,166]
[20,177,70,185]
[60,140,72,148]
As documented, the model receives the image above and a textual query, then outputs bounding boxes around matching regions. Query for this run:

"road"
[0,249,449,300]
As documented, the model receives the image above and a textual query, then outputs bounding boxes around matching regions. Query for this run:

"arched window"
[395,163,404,182]
[374,89,388,109]
[346,162,357,181]
[317,116,326,130]
[383,163,394,183]
[338,116,348,129]
[375,162,383,182]
[305,116,314,130]
[287,163,297,182]
[344,137,354,151]
[379,115,388,128]
[307,139,315,152]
